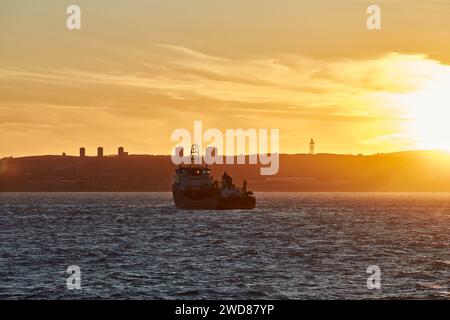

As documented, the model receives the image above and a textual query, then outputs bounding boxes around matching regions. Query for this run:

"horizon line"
[2,148,448,160]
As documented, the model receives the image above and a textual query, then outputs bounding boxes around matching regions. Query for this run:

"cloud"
[0,47,434,114]
[1,45,449,155]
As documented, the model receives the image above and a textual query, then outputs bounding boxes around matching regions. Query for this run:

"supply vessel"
[172,145,256,209]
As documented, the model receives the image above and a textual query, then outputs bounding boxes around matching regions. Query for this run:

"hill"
[1,151,450,191]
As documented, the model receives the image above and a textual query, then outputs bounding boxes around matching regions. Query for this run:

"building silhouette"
[97,147,103,157]
[118,147,128,157]
[79,147,86,157]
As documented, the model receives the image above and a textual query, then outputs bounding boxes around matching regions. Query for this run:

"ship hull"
[172,184,255,210]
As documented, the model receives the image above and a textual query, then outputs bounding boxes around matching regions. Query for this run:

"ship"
[172,145,256,209]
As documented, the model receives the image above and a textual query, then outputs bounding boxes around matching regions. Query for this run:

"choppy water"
[0,192,449,299]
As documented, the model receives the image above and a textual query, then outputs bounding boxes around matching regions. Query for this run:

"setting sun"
[396,66,450,151]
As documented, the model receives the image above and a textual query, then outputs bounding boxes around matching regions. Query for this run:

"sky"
[1,0,450,157]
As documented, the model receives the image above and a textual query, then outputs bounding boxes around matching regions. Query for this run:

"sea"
[0,192,448,299]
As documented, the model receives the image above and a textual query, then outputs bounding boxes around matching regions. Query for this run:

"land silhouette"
[1,150,450,191]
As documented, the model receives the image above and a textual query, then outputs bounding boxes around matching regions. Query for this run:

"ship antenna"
[190,144,200,164]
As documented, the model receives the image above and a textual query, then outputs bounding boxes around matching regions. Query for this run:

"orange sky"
[1,0,450,157]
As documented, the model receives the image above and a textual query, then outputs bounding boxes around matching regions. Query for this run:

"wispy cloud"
[0,46,434,113]
[1,45,449,155]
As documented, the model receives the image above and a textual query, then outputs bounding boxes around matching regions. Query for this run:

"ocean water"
[0,192,448,300]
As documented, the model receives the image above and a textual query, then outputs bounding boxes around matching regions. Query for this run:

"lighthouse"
[309,139,315,155]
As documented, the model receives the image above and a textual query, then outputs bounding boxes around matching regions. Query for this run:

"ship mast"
[190,144,200,164]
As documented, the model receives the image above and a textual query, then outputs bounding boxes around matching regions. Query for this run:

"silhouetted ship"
[172,145,256,210]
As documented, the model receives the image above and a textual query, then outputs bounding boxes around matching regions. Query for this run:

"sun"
[398,71,450,151]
